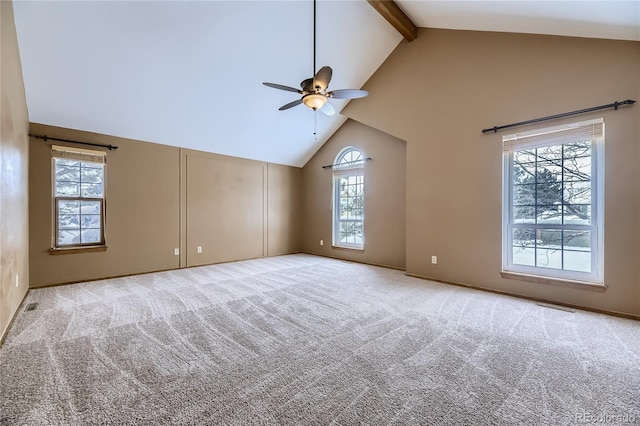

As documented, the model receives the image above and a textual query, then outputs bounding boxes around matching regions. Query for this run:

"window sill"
[49,246,108,255]
[332,245,364,253]
[500,271,606,292]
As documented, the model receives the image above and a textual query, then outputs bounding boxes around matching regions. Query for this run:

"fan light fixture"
[262,0,368,118]
[302,93,327,110]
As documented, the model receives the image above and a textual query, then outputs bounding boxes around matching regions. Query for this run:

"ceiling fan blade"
[278,99,303,111]
[313,66,332,91]
[327,89,369,99]
[300,78,314,92]
[263,82,301,93]
[320,101,335,116]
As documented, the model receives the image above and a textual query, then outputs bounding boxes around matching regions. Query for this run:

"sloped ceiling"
[13,1,639,167]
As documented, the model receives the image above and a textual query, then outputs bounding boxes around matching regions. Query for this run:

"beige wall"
[1,0,30,340]
[29,126,302,286]
[268,163,302,257]
[302,119,406,269]
[343,28,640,316]
[29,124,181,286]
[183,150,267,266]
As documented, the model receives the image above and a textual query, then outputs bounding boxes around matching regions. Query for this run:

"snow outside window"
[502,118,604,284]
[333,147,365,249]
[52,146,106,248]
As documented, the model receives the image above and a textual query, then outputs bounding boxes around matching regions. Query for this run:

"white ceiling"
[13,1,640,167]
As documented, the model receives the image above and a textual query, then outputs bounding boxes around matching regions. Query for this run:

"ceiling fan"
[262,0,368,116]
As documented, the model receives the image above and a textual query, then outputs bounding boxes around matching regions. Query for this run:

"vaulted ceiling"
[13,1,640,167]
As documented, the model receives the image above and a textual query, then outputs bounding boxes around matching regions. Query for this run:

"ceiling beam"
[367,0,417,42]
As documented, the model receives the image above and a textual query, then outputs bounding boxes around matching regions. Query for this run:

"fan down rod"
[313,0,317,75]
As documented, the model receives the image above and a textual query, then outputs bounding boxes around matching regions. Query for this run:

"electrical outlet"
[15,275,19,287]
[197,246,202,254]
[174,248,179,256]
[431,256,438,264]
[320,240,324,246]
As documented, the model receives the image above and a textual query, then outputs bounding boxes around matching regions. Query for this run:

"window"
[333,147,365,249]
[502,118,604,284]
[52,146,106,248]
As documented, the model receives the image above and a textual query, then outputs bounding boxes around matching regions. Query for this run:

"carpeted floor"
[1,254,638,425]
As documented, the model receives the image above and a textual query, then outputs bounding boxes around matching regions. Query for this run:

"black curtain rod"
[482,99,636,134]
[322,157,372,169]
[29,134,119,150]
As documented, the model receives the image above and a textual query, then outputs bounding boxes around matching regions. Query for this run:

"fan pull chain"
[314,111,318,140]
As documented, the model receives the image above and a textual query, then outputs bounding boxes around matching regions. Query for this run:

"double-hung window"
[52,146,106,248]
[333,147,365,249]
[502,118,604,284]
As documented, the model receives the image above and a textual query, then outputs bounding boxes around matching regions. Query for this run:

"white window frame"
[332,147,365,249]
[502,118,604,284]
[52,146,107,249]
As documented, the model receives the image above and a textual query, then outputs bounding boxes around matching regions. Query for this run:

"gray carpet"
[1,254,638,425]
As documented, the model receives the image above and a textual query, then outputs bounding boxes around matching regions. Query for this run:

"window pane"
[536,229,562,269]
[564,141,591,156]
[564,181,590,205]
[535,183,562,206]
[81,183,104,198]
[537,229,562,249]
[55,159,80,167]
[513,245,535,266]
[55,163,80,182]
[563,229,592,272]
[81,214,101,228]
[58,214,80,230]
[353,221,363,244]
[512,228,535,267]
[58,230,80,245]
[564,141,591,158]
[536,247,562,269]
[81,229,102,244]
[513,163,535,185]
[563,205,590,225]
[564,151,591,182]
[564,250,591,273]
[80,201,101,214]
[337,149,363,167]
[513,184,535,206]
[58,200,80,214]
[513,206,535,224]
[80,165,104,183]
[339,222,351,243]
[536,145,563,161]
[564,230,590,251]
[513,150,536,164]
[56,182,80,197]
[536,206,562,224]
[513,227,536,247]
[536,161,562,183]
[339,221,363,245]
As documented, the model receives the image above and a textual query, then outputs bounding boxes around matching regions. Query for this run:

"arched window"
[333,147,365,249]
